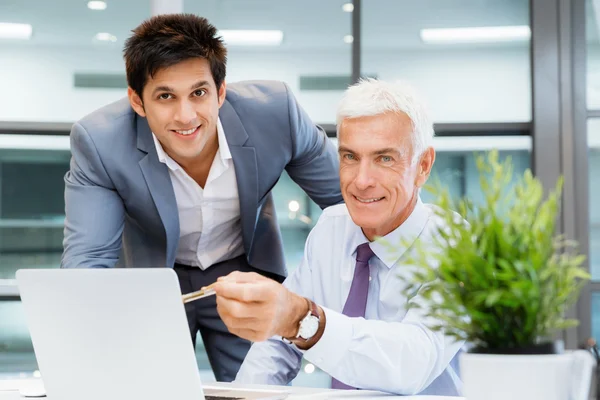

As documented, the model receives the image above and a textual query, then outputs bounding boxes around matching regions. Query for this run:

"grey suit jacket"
[61,80,342,278]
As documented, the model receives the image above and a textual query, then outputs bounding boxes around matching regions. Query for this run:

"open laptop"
[16,268,289,400]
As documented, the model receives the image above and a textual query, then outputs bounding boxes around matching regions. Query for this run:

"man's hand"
[212,271,309,342]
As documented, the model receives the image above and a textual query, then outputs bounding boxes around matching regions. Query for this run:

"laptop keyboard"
[205,396,243,400]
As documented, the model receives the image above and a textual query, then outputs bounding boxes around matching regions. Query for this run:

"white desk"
[0,380,463,400]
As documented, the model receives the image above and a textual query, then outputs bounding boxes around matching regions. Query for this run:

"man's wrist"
[293,304,325,350]
[281,294,310,339]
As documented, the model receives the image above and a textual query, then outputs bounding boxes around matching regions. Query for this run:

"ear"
[128,87,146,117]
[217,81,227,108]
[415,147,436,187]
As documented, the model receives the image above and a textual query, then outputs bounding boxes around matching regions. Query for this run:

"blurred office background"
[0,0,595,388]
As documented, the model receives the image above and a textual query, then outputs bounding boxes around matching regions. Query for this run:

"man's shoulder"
[309,204,353,237]
[320,203,351,219]
[75,97,135,139]
[225,80,293,118]
[226,80,289,103]
[223,81,297,147]
[421,202,468,238]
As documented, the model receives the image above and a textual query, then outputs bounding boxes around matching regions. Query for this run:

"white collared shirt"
[236,199,464,396]
[152,119,244,269]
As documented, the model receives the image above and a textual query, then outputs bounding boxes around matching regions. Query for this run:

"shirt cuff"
[303,306,353,374]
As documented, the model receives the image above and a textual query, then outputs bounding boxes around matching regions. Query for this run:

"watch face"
[299,315,319,339]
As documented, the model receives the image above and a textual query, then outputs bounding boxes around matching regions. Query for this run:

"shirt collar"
[216,118,232,161]
[151,117,231,171]
[349,197,431,269]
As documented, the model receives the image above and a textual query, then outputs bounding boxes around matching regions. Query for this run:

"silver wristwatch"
[296,300,320,340]
[283,299,320,343]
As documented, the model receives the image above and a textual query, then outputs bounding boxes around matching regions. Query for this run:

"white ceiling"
[0,0,536,50]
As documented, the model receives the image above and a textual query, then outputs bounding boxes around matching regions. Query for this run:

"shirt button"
[369,276,372,281]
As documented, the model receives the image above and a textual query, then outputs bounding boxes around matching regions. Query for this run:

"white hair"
[336,78,434,163]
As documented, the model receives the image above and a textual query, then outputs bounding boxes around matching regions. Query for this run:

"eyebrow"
[151,85,173,96]
[151,80,211,96]
[190,80,210,90]
[338,146,403,156]
[373,148,402,156]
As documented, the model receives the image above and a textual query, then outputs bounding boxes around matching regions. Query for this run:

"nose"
[354,161,376,191]
[174,100,196,125]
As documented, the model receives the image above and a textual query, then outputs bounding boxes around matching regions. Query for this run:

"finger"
[216,299,274,342]
[218,310,260,336]
[217,297,256,320]
[221,315,262,334]
[213,281,268,302]
[216,296,264,322]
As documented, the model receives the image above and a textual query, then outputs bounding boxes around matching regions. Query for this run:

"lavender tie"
[331,242,375,390]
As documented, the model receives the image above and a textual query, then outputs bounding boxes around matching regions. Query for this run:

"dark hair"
[123,13,227,98]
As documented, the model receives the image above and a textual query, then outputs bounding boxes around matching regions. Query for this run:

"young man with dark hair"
[61,13,342,382]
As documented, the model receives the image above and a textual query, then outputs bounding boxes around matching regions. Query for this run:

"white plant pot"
[460,350,595,400]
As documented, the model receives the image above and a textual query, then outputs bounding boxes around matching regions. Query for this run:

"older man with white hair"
[211,78,464,395]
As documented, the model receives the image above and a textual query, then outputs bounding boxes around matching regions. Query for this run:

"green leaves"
[400,150,590,351]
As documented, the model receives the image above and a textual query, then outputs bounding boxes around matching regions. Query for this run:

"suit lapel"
[220,100,258,259]
[136,115,179,268]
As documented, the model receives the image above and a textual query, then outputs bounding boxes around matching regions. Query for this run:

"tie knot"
[355,243,375,264]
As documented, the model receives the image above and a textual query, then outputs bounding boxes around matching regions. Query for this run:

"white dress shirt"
[235,199,464,396]
[152,119,244,269]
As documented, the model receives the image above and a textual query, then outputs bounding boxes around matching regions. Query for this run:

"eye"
[380,155,393,163]
[193,89,207,97]
[343,153,356,161]
[158,93,172,100]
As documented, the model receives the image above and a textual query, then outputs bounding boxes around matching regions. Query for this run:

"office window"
[273,175,317,273]
[0,301,36,375]
[584,0,600,350]
[362,0,531,123]
[587,0,600,109]
[426,149,531,204]
[587,0,600,297]
[588,119,600,280]
[592,293,600,341]
[184,0,352,124]
[0,148,70,279]
[0,0,150,122]
[0,146,70,376]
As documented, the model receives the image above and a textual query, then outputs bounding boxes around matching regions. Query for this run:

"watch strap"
[282,298,319,343]
[307,298,319,319]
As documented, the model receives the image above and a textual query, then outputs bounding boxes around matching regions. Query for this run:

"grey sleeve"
[61,122,125,269]
[283,84,343,209]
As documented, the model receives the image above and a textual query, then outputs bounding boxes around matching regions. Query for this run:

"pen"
[182,284,216,304]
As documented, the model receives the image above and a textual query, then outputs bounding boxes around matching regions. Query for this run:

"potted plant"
[400,150,594,400]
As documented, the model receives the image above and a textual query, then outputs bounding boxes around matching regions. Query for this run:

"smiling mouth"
[354,195,385,204]
[172,125,200,136]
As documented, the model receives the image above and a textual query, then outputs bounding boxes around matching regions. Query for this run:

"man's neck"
[176,134,220,189]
